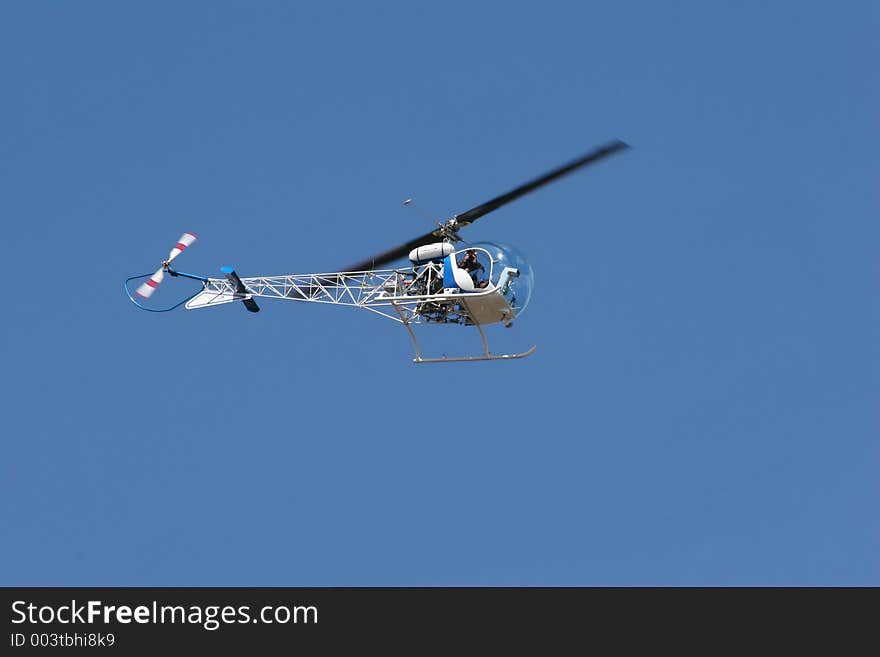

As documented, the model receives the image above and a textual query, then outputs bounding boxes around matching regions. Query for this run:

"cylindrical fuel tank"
[408,241,454,264]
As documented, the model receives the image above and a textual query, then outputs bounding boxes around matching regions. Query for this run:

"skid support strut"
[391,302,536,364]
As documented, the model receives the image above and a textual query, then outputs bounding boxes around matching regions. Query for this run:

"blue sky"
[1,1,877,585]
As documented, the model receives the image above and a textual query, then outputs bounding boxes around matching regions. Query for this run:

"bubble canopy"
[462,241,534,316]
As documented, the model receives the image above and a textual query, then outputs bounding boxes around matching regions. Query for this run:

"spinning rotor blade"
[343,229,444,273]
[167,232,197,262]
[340,139,629,272]
[133,232,197,299]
[452,139,630,227]
[135,267,165,299]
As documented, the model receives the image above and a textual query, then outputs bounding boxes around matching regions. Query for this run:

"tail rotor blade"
[135,267,165,299]
[167,232,197,262]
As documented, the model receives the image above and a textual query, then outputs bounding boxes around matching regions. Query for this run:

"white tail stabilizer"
[184,267,260,312]
[185,288,238,310]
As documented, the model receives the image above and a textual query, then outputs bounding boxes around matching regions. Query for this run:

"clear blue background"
[1,1,876,585]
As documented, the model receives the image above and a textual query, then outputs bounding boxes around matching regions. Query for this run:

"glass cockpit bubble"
[468,241,534,316]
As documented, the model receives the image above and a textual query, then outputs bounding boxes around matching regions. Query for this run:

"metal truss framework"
[185,262,536,363]
[189,262,477,324]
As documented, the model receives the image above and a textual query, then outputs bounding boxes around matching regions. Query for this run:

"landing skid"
[413,344,537,364]
[392,302,536,364]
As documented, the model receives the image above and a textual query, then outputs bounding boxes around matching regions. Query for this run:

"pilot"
[459,248,483,277]
[459,249,489,288]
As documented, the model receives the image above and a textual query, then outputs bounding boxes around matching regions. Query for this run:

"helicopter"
[124,139,630,363]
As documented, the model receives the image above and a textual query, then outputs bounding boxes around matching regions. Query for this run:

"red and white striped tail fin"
[135,267,165,299]
[167,232,197,263]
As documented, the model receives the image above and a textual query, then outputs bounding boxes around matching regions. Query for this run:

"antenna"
[403,198,440,225]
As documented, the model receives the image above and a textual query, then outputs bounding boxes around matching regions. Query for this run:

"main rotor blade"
[339,139,629,272]
[342,228,443,272]
[452,139,630,227]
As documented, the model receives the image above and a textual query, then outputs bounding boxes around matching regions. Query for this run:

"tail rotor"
[133,232,197,299]
[126,232,206,311]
